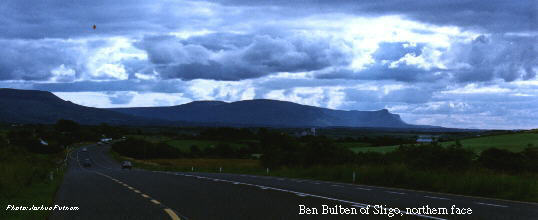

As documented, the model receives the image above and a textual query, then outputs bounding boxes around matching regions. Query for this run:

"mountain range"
[1,88,422,128]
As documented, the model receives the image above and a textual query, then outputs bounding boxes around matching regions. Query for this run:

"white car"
[121,161,132,170]
[82,148,88,152]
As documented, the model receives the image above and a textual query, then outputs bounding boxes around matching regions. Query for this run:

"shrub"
[112,138,182,159]
[521,147,538,172]
[478,148,526,172]
[391,144,475,171]
[54,119,80,133]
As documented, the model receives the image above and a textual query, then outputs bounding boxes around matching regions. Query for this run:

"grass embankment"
[109,150,538,203]
[350,132,538,154]
[109,150,260,173]
[0,147,67,220]
[272,165,538,203]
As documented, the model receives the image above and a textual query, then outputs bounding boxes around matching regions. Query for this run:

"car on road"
[83,159,92,167]
[121,161,132,170]
[82,147,88,152]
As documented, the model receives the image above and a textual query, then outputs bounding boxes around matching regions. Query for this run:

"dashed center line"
[150,199,161,205]
[77,148,185,220]
[164,208,181,220]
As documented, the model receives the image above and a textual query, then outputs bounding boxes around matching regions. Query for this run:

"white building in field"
[416,135,435,143]
[296,128,317,137]
[39,138,48,146]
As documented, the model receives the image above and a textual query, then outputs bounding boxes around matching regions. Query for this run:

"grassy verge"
[109,150,538,203]
[0,171,65,220]
[0,147,68,220]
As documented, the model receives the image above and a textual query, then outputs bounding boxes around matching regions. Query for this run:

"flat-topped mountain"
[108,99,410,128]
[1,88,415,128]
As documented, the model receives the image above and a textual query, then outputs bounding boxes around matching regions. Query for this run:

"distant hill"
[109,99,414,128]
[0,88,160,125]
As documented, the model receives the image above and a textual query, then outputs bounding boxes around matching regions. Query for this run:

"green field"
[441,132,538,153]
[349,132,538,154]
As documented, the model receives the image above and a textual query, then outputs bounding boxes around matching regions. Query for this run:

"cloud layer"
[1,0,537,129]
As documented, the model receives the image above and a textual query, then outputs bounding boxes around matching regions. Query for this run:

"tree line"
[112,128,538,174]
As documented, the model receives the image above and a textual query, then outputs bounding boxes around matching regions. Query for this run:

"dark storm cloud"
[317,37,537,83]
[343,86,434,105]
[0,38,155,82]
[1,0,150,39]
[215,0,537,33]
[2,0,535,84]
[138,34,352,80]
[181,33,255,51]
[4,0,534,41]
[445,35,537,82]
[257,78,354,90]
[32,80,185,93]
[0,0,221,39]
[0,39,82,81]
[316,42,446,82]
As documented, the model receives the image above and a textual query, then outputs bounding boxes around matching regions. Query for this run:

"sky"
[1,0,537,129]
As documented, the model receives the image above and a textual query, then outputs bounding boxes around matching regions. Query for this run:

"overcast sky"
[1,0,537,129]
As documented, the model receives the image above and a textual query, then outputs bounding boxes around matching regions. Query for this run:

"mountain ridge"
[0,88,431,128]
[108,98,411,128]
[0,88,171,125]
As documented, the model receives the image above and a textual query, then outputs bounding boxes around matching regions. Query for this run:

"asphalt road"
[50,144,538,220]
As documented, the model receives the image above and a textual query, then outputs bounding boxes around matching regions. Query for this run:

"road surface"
[50,144,538,219]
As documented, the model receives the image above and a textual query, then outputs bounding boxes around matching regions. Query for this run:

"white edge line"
[356,187,372,191]
[475,202,508,208]
[424,196,450,200]
[386,191,406,195]
[181,174,446,220]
